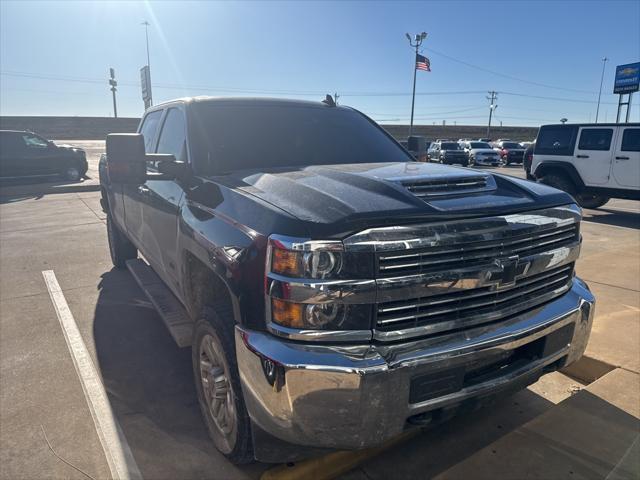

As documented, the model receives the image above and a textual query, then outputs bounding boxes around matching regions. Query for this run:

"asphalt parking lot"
[1,142,638,479]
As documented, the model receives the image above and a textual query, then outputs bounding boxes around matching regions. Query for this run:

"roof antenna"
[322,94,336,107]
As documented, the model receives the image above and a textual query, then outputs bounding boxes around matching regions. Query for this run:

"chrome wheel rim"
[199,334,236,448]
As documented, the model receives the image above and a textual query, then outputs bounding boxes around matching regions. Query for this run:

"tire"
[540,172,577,196]
[193,307,253,464]
[576,194,610,209]
[64,166,81,181]
[106,213,137,269]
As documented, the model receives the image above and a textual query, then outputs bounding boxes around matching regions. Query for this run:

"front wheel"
[576,194,610,209]
[193,308,253,464]
[64,166,81,181]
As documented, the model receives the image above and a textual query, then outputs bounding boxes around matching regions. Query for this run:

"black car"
[0,130,88,181]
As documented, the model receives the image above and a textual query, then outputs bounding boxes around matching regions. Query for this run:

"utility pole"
[595,57,608,123]
[486,91,498,138]
[141,21,153,106]
[109,68,118,118]
[405,31,427,136]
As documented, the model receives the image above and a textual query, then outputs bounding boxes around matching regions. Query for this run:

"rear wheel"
[576,194,610,209]
[193,307,253,464]
[540,172,577,196]
[106,214,137,268]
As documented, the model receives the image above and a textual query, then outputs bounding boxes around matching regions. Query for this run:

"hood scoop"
[401,174,496,198]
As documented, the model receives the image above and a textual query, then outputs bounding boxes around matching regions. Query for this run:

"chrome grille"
[401,175,492,198]
[376,264,574,337]
[378,223,579,277]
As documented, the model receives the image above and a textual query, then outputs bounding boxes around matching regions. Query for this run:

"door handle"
[615,156,630,160]
[576,154,589,158]
[138,185,150,195]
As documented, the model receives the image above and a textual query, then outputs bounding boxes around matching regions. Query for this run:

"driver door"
[19,133,61,176]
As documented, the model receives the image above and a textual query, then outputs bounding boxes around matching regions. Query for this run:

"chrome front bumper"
[235,278,595,450]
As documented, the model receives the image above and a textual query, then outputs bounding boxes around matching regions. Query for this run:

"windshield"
[441,142,460,150]
[469,142,491,149]
[190,103,412,174]
[503,142,522,149]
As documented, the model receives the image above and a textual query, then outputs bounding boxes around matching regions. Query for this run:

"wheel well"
[184,252,235,321]
[534,162,585,189]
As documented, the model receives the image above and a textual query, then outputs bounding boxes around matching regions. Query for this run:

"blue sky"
[1,0,639,125]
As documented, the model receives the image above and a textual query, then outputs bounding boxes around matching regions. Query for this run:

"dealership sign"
[614,62,640,94]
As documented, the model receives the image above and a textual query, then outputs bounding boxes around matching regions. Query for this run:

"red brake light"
[501,148,508,155]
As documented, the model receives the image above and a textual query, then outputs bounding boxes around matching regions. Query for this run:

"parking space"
[0,165,638,479]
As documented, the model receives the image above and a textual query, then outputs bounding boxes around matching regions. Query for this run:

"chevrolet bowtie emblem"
[486,256,531,290]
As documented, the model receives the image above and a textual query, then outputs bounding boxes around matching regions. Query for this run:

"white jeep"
[531,123,640,208]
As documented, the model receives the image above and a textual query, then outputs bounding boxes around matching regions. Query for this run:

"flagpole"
[409,45,418,136]
[406,32,427,137]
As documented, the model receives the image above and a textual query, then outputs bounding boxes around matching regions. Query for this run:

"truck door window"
[578,129,613,151]
[156,108,187,163]
[621,128,640,152]
[139,110,163,153]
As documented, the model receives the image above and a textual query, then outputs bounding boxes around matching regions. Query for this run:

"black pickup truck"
[99,97,595,464]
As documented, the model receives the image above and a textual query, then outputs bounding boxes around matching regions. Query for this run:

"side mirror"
[106,133,147,184]
[156,157,189,180]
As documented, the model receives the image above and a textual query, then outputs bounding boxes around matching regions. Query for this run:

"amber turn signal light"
[271,298,304,328]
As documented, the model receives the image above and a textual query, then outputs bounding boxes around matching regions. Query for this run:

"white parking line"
[42,270,142,480]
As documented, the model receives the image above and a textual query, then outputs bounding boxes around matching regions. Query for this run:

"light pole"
[141,21,153,106]
[595,57,607,123]
[406,32,427,136]
[486,91,498,138]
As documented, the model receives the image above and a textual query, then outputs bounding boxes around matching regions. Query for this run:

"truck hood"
[220,162,573,237]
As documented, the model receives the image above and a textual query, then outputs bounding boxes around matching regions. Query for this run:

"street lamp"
[595,57,608,123]
[406,31,428,136]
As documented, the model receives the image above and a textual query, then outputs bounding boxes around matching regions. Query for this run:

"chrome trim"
[235,279,595,450]
[267,322,372,342]
[342,204,581,252]
[376,241,579,304]
[269,234,344,252]
[266,273,376,304]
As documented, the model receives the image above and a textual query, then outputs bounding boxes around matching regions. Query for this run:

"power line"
[424,47,598,94]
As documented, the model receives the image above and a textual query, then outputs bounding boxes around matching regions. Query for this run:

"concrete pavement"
[0,163,638,479]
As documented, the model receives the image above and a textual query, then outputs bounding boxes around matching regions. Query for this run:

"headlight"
[270,298,372,330]
[266,235,375,334]
[271,247,342,279]
[268,235,373,280]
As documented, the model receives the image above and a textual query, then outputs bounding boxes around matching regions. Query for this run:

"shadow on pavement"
[92,269,267,480]
[0,176,99,204]
[582,208,640,230]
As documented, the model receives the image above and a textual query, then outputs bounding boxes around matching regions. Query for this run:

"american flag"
[416,54,431,71]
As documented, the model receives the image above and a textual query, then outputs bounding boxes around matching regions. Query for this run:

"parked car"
[524,142,535,179]
[520,141,533,149]
[100,96,595,464]
[461,141,502,166]
[428,140,469,165]
[494,141,526,165]
[0,130,88,181]
[477,138,492,142]
[531,123,640,208]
